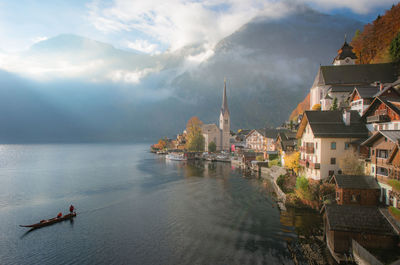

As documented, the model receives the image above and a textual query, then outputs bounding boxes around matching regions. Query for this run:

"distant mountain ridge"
[0,6,365,142]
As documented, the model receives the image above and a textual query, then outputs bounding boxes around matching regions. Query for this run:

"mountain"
[169,6,363,128]
[0,6,364,143]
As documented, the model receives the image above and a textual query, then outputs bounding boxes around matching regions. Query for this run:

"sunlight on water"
[0,144,318,264]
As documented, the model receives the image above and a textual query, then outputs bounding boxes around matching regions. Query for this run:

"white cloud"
[126,39,158,54]
[302,0,395,14]
[87,0,396,54]
[87,0,293,52]
[108,68,157,84]
[32,36,48,44]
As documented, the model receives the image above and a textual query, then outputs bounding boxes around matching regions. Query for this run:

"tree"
[311,104,321,111]
[284,151,300,173]
[338,150,364,175]
[390,31,400,62]
[208,141,216,152]
[330,97,338,110]
[185,116,205,151]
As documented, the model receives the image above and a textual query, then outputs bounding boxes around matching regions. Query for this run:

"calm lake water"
[0,143,320,265]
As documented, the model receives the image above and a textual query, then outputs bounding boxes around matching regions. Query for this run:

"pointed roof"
[221,78,229,115]
[333,40,357,63]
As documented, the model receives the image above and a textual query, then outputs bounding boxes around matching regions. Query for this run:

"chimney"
[343,110,351,126]
[380,83,383,91]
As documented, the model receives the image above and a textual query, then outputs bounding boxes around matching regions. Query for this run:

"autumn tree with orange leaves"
[185,116,205,151]
[351,3,400,64]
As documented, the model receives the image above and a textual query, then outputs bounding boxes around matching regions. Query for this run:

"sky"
[0,0,397,54]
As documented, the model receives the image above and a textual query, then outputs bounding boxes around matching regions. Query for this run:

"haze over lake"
[0,143,319,264]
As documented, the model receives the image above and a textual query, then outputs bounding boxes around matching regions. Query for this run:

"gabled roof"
[314,63,397,87]
[349,86,379,102]
[361,130,400,146]
[331,175,380,190]
[297,110,368,139]
[247,128,287,139]
[325,205,396,235]
[361,96,400,121]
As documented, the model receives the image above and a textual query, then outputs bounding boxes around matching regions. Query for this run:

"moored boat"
[20,212,77,229]
[166,153,187,161]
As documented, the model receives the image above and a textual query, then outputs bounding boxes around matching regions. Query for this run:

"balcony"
[299,159,320,169]
[366,109,389,123]
[299,146,314,154]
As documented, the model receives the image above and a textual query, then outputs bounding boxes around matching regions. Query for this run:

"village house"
[348,85,380,115]
[297,110,369,181]
[276,130,297,166]
[323,204,398,263]
[360,83,400,132]
[309,40,398,110]
[330,174,380,206]
[361,130,400,208]
[245,128,281,152]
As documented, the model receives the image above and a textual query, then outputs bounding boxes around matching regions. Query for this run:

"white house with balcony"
[297,110,369,181]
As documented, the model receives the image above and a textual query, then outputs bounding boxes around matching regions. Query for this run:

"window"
[384,137,387,142]
[351,194,358,202]
[395,123,399,130]
[331,142,336,150]
[344,142,350,150]
[372,150,375,155]
[377,149,388,158]
[372,167,375,173]
[331,158,336,165]
[315,142,318,149]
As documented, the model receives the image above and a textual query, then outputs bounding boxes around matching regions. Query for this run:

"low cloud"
[126,39,159,54]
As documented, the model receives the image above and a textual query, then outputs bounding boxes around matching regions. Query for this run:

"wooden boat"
[20,212,76,229]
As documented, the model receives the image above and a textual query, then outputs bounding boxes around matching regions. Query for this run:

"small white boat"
[166,153,187,161]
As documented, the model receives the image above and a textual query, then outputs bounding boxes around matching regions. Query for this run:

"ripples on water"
[0,144,320,265]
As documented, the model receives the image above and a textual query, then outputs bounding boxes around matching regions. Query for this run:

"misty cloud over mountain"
[0,6,363,143]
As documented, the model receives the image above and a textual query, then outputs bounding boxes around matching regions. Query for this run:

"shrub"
[277,174,286,190]
[269,159,280,167]
[319,183,335,200]
[388,179,400,192]
[295,176,315,201]
[256,155,264,162]
[389,206,400,221]
[269,154,278,160]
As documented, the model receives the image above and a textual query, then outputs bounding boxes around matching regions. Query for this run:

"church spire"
[221,78,229,115]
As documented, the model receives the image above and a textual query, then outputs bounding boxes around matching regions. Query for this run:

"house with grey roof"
[297,110,369,180]
[330,174,380,206]
[348,85,380,115]
[361,130,400,208]
[323,204,398,262]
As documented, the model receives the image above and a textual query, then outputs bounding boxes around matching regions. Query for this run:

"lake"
[0,143,320,264]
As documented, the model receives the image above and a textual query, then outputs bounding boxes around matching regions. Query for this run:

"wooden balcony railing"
[366,114,389,123]
[299,159,320,169]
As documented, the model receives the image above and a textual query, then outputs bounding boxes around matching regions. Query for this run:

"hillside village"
[150,5,400,263]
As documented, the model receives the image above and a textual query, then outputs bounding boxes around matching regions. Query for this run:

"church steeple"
[332,36,357,65]
[221,78,229,115]
[219,78,230,151]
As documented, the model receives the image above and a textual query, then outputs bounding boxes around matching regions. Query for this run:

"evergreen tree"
[331,97,338,110]
[390,31,400,62]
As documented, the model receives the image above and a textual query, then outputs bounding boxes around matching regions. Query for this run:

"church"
[201,79,231,151]
[309,39,397,111]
